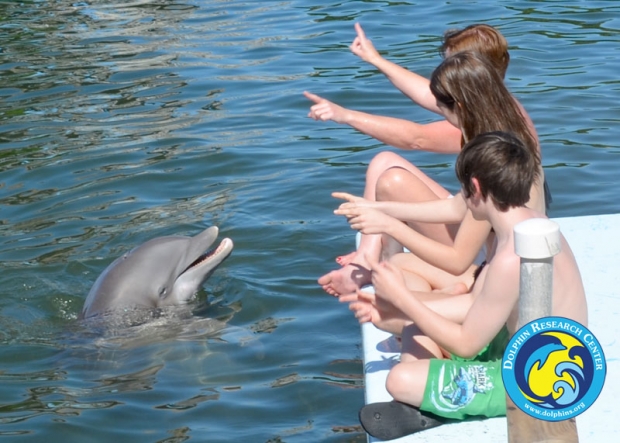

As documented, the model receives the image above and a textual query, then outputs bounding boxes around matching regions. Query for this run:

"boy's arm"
[304,91,462,154]
[344,286,475,333]
[367,254,519,358]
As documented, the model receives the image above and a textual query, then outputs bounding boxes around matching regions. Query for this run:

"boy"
[342,131,586,440]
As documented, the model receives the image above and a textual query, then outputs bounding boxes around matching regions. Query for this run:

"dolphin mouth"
[184,237,233,273]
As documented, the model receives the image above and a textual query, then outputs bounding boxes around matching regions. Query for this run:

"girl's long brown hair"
[430,51,540,164]
[441,24,510,79]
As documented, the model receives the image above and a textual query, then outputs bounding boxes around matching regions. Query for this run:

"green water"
[1,1,618,441]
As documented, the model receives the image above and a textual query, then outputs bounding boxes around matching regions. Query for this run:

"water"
[1,0,619,441]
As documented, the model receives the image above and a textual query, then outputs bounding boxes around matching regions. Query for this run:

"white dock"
[361,213,620,442]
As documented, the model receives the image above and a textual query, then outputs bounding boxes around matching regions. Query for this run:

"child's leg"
[319,151,453,296]
[385,323,443,408]
[376,163,456,246]
[419,359,506,420]
[359,324,449,440]
[391,251,478,292]
[388,358,506,420]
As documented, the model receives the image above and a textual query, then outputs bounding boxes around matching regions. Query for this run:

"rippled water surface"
[1,1,619,441]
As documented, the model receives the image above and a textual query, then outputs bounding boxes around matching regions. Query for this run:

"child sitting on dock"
[308,24,550,298]
[341,131,587,440]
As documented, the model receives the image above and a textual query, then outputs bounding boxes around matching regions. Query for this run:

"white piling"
[507,218,578,443]
[513,218,561,327]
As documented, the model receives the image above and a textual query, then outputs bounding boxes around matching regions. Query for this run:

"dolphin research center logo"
[502,317,606,421]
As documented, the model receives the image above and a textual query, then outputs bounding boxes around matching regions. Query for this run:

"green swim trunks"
[420,327,510,420]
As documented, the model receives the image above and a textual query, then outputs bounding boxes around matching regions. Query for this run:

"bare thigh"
[391,252,477,291]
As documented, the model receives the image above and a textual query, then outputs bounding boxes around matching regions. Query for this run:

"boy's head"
[441,24,510,79]
[455,131,539,212]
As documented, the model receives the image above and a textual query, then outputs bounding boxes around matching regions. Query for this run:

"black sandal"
[359,401,445,440]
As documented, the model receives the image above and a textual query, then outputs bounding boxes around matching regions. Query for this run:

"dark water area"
[1,1,619,441]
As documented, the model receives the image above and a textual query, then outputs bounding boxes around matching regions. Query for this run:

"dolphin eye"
[158,286,168,298]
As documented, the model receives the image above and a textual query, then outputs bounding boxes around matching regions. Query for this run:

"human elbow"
[404,136,426,151]
[453,341,482,360]
[392,129,426,151]
[443,259,473,276]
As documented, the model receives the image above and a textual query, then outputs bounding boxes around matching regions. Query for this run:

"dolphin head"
[80,226,233,320]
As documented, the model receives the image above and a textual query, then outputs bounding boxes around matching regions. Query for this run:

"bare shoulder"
[466,245,521,339]
[480,249,521,299]
[487,248,520,275]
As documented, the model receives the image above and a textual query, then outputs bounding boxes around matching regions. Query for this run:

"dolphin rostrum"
[80,226,233,320]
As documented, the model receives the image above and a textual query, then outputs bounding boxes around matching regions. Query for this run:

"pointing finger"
[354,22,366,40]
[331,191,354,202]
[303,91,323,104]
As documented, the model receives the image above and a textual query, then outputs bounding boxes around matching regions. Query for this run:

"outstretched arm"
[384,209,491,275]
[362,253,518,358]
[334,191,468,225]
[350,23,441,114]
[341,283,473,329]
[304,91,461,153]
[333,193,489,275]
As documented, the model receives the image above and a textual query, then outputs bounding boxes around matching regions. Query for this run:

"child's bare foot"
[318,263,371,296]
[335,251,356,266]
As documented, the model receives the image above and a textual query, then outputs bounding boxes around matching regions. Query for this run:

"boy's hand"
[350,23,381,65]
[339,289,380,324]
[366,253,407,308]
[347,299,374,324]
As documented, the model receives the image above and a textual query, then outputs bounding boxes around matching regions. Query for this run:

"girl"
[322,51,545,298]
[314,24,546,296]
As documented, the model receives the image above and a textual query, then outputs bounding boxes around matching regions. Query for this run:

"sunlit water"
[1,1,619,441]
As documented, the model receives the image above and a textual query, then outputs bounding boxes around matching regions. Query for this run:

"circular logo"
[502,316,606,421]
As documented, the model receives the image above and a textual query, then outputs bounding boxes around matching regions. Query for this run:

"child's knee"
[367,151,403,174]
[386,364,409,399]
[376,167,415,200]
[386,362,427,407]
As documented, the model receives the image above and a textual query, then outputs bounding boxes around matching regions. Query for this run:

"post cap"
[514,218,561,259]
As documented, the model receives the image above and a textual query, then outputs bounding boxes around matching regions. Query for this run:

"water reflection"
[1,0,618,441]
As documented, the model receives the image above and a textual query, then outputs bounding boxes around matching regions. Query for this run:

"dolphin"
[80,226,233,320]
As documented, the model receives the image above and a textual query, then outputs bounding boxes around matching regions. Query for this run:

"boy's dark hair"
[455,131,539,211]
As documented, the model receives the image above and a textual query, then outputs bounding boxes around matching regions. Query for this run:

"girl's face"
[437,101,460,129]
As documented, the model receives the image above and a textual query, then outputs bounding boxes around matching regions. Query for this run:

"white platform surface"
[362,213,620,442]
